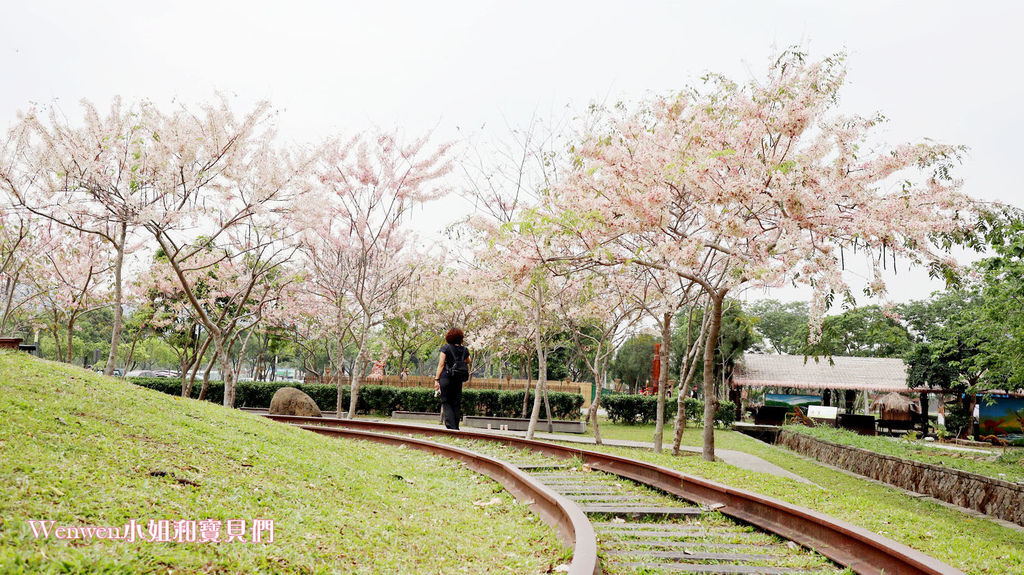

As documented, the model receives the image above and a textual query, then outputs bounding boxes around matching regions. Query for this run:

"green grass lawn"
[0,352,568,574]
[558,420,1024,574]
[781,424,1024,483]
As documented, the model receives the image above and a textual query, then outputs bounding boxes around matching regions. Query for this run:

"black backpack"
[446,345,470,383]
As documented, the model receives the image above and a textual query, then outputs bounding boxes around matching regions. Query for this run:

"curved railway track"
[255,413,964,575]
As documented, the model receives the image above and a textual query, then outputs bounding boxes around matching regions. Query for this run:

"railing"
[303,373,584,394]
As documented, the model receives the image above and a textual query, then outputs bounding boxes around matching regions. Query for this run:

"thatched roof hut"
[734,355,913,392]
[871,392,921,421]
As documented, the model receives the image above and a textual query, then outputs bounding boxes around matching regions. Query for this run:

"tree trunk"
[542,378,553,433]
[701,291,725,462]
[967,392,978,438]
[233,327,256,384]
[672,308,695,456]
[653,311,671,453]
[526,284,546,440]
[212,336,236,408]
[103,222,127,376]
[0,273,18,334]
[587,360,605,445]
[672,343,703,455]
[526,347,547,439]
[123,323,145,376]
[346,324,369,419]
[334,329,346,417]
[198,350,218,401]
[65,316,76,367]
[51,322,63,363]
[180,368,190,398]
[521,356,532,418]
[184,336,211,398]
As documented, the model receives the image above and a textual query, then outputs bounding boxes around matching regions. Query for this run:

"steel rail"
[291,424,599,575]
[258,414,964,575]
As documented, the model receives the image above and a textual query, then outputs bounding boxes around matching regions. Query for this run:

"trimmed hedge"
[601,394,736,427]
[128,378,584,419]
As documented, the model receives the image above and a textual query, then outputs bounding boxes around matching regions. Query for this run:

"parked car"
[124,370,175,378]
[93,368,124,377]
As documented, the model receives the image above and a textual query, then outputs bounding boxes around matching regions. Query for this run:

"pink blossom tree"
[308,131,452,417]
[622,268,699,453]
[554,52,974,460]
[28,224,113,363]
[0,209,46,336]
[294,207,359,385]
[479,212,585,438]
[0,98,165,375]
[138,98,309,407]
[462,123,574,437]
[554,267,642,444]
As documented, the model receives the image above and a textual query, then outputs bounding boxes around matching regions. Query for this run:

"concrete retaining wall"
[777,430,1024,526]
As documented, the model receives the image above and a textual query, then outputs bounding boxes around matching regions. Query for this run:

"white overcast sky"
[2,1,1022,304]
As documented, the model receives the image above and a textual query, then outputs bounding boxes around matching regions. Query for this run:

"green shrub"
[128,378,584,419]
[602,394,735,427]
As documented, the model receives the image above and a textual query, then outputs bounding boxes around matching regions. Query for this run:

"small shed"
[871,392,921,422]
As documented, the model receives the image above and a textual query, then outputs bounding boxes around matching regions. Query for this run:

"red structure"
[0,337,23,350]
[640,344,661,395]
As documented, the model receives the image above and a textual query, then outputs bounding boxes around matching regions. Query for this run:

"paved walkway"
[508,430,820,487]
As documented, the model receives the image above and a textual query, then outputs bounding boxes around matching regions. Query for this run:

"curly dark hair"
[445,328,464,345]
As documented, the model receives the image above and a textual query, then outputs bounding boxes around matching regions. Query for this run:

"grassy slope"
[572,420,1024,574]
[0,352,567,574]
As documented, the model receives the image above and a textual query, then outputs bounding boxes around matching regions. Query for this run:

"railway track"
[433,435,841,574]
[254,413,964,575]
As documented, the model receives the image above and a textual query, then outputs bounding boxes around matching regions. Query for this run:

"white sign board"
[807,405,839,420]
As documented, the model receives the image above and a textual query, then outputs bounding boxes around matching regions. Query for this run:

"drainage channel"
[407,435,845,575]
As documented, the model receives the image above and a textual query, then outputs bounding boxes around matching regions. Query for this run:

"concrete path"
[513,431,820,487]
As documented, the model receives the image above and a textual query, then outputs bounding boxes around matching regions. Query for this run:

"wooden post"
[920,392,930,436]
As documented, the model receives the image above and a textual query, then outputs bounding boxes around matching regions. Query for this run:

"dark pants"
[439,376,462,430]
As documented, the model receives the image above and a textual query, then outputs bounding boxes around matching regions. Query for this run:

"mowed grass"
[0,352,568,574]
[561,421,1024,574]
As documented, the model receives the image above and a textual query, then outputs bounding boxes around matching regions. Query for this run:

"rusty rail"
[289,423,598,575]
[258,414,964,575]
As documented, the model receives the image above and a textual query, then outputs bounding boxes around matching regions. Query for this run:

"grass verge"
[781,424,1024,483]
[0,352,568,574]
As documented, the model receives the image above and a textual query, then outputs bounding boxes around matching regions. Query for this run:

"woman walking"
[434,328,471,430]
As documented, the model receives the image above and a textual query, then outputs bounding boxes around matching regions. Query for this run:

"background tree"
[974,208,1024,391]
[747,300,809,354]
[610,333,658,393]
[798,305,913,358]
[903,289,992,436]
